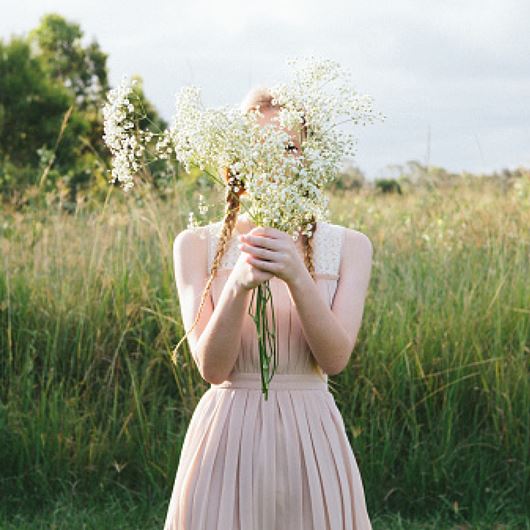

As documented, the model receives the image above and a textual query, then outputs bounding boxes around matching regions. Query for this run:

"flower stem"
[248,279,278,400]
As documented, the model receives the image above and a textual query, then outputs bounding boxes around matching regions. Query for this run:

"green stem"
[248,279,278,400]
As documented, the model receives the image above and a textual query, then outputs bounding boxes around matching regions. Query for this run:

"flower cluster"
[157,56,384,238]
[231,112,332,239]
[269,56,385,191]
[102,57,385,239]
[102,76,154,192]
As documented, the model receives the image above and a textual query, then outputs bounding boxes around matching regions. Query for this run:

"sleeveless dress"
[164,220,372,530]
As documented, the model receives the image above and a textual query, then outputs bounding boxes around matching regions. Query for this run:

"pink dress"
[164,220,372,530]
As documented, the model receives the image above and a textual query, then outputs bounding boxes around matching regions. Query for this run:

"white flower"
[102,75,143,192]
[102,57,384,224]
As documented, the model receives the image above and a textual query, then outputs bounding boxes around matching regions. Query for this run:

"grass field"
[1,179,528,527]
[2,492,529,529]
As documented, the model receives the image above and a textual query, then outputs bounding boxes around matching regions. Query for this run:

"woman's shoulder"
[324,221,373,257]
[174,219,222,240]
[172,223,211,257]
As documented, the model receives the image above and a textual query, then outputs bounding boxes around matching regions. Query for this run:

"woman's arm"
[173,228,253,384]
[286,230,373,375]
[239,227,373,376]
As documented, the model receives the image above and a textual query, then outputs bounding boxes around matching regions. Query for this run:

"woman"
[164,87,374,530]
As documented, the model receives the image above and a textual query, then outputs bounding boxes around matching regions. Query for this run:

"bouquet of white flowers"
[102,56,385,399]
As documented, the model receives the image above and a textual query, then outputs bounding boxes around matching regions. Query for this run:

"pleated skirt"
[163,372,372,530]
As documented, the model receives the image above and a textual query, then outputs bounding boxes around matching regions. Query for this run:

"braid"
[302,216,317,281]
[171,168,245,365]
[302,217,324,376]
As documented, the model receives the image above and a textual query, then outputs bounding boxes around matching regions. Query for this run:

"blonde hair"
[240,86,309,143]
[171,86,318,372]
[240,85,279,113]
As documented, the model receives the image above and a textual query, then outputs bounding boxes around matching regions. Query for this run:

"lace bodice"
[205,219,346,279]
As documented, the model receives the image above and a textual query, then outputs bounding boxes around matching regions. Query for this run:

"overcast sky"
[3,0,529,180]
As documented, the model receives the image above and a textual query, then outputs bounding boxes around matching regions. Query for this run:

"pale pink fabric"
[164,220,373,530]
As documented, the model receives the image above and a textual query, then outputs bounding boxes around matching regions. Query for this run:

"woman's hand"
[237,226,306,286]
[231,246,275,291]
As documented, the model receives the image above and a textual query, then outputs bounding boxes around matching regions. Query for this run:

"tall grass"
[0,180,528,524]
[332,185,529,522]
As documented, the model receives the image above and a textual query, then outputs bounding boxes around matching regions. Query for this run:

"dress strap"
[206,222,219,276]
[206,221,240,275]
[313,221,346,278]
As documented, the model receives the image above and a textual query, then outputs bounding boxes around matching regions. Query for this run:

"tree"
[27,14,112,200]
[0,38,87,166]
[28,13,109,112]
[375,178,402,194]
[0,13,168,206]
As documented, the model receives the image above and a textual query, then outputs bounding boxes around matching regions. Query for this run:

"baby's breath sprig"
[102,76,169,191]
[102,76,142,192]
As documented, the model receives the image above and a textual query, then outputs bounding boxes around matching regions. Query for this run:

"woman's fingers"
[246,255,281,273]
[239,231,282,250]
[238,242,276,261]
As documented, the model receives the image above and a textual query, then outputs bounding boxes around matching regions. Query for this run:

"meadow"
[0,178,528,529]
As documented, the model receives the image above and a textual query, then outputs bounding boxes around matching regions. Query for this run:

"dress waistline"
[210,371,329,391]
